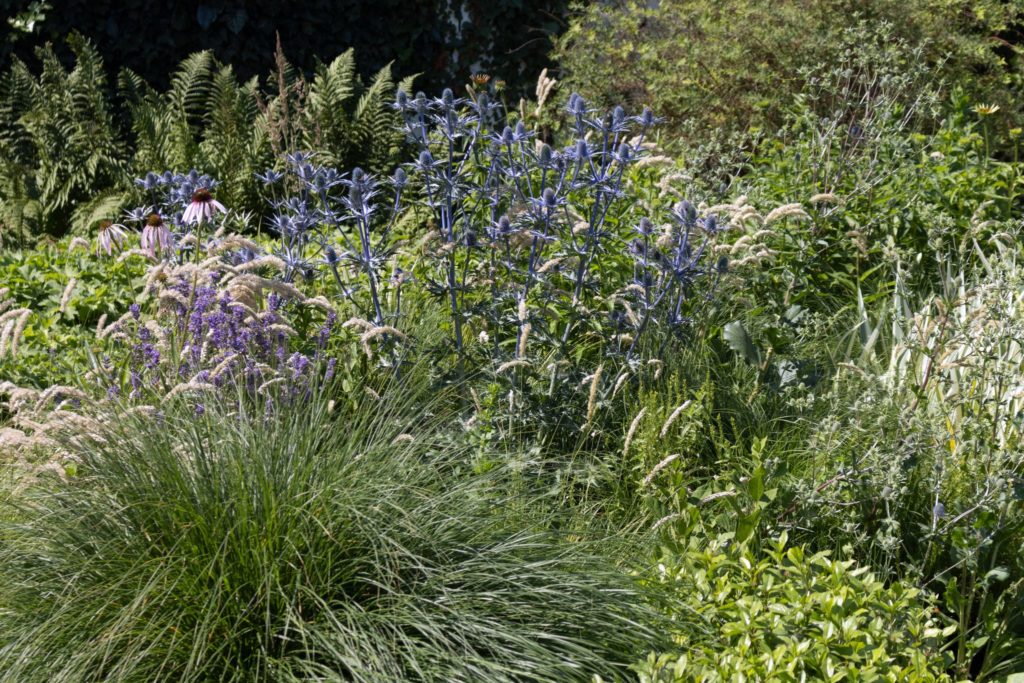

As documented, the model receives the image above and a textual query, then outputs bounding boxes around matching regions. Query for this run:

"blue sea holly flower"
[135,172,160,190]
[256,169,284,185]
[391,167,408,189]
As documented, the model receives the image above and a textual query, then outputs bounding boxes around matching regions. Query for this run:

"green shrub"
[636,534,953,682]
[552,0,1022,155]
[0,383,666,682]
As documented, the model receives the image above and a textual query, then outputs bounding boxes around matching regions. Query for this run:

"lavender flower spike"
[182,188,227,225]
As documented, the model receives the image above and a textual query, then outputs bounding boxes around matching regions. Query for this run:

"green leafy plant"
[0,34,413,244]
[637,534,954,682]
[0,32,127,239]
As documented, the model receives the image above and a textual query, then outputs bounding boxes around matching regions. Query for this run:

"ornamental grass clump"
[0,381,666,682]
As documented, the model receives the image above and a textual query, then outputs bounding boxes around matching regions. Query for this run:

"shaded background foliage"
[0,0,570,97]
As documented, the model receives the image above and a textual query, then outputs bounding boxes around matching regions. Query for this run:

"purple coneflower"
[97,220,127,256]
[182,187,226,225]
[141,213,173,257]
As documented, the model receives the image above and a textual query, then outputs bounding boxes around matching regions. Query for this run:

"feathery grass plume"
[496,359,532,374]
[732,206,763,224]
[659,400,693,438]
[127,405,157,416]
[0,384,40,414]
[97,311,135,340]
[586,364,603,423]
[0,384,667,681]
[158,290,190,310]
[232,256,287,273]
[642,453,682,487]
[622,283,646,297]
[612,370,630,398]
[225,300,257,317]
[536,257,564,274]
[57,279,77,315]
[705,202,740,215]
[651,512,684,531]
[342,317,375,331]
[727,235,752,253]
[517,322,532,358]
[214,235,262,252]
[656,172,688,199]
[391,433,415,444]
[210,353,241,379]
[66,237,91,253]
[116,248,153,263]
[256,377,288,394]
[0,309,32,357]
[647,358,664,380]
[634,155,675,168]
[764,203,810,225]
[623,407,647,457]
[198,256,227,271]
[0,319,15,359]
[359,325,406,359]
[141,262,167,295]
[534,67,557,116]
[809,193,841,205]
[34,386,89,413]
[233,274,304,300]
[700,490,739,504]
[163,381,217,400]
[0,427,29,450]
[302,296,335,312]
[266,324,298,337]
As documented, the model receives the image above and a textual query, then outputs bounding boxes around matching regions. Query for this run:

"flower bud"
[538,144,553,166]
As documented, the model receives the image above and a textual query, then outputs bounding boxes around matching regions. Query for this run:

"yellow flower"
[973,103,1001,117]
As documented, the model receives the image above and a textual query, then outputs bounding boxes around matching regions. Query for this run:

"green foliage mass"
[553,0,1022,154]
[0,240,148,388]
[637,535,953,682]
[3,4,1024,680]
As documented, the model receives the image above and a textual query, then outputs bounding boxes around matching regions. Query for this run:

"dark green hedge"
[1,0,569,96]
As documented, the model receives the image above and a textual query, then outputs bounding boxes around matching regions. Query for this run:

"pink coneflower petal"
[96,220,127,256]
[141,214,172,257]
[184,188,226,225]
